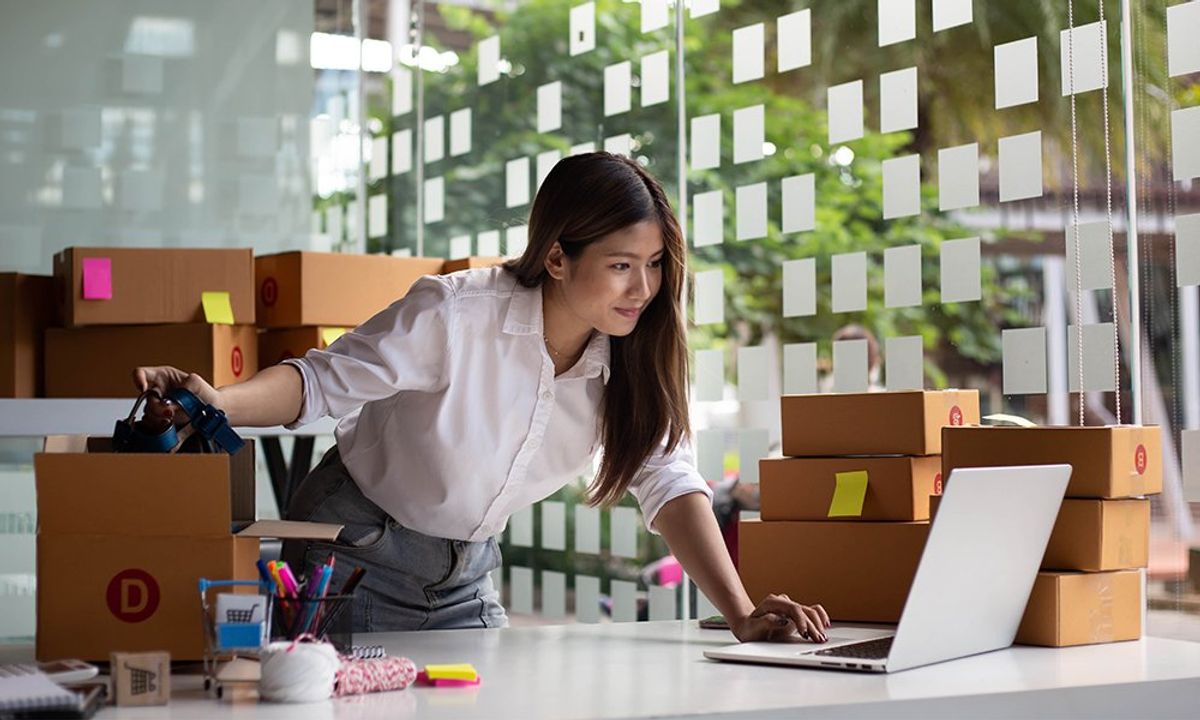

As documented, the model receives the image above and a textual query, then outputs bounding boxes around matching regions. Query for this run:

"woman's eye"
[612,263,629,270]
[650,259,662,268]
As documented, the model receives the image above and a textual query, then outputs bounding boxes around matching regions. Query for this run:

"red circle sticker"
[1134,444,1147,475]
[933,473,943,495]
[948,405,964,426]
[261,277,278,307]
[105,569,160,623]
[231,346,244,377]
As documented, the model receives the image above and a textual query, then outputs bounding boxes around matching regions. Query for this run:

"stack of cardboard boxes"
[44,247,259,397]
[5,251,506,396]
[941,425,1162,646]
[740,390,981,622]
[254,251,443,370]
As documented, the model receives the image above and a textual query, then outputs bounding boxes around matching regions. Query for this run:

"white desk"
[60,621,1200,718]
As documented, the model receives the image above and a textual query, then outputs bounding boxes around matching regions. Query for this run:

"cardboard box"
[780,390,980,456]
[942,426,1163,499]
[255,251,444,328]
[34,439,341,661]
[441,256,505,274]
[1015,570,1142,647]
[36,437,258,533]
[739,519,930,622]
[45,323,257,397]
[1043,499,1149,572]
[760,455,942,522]
[0,273,55,397]
[38,533,260,661]
[258,326,347,369]
[930,495,1149,572]
[54,247,254,328]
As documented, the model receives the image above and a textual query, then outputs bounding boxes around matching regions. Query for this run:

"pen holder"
[271,593,355,651]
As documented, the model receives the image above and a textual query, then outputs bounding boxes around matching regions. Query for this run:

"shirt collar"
[503,279,611,385]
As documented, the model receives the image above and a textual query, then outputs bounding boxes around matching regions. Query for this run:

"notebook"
[0,667,87,715]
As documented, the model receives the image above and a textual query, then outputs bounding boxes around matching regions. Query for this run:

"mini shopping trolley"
[198,578,274,698]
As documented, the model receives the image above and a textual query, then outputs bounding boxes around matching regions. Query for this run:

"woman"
[135,152,829,643]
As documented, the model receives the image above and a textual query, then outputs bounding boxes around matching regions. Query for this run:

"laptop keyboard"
[812,636,893,660]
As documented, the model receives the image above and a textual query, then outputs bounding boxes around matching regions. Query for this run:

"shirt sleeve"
[626,431,714,535]
[282,274,455,429]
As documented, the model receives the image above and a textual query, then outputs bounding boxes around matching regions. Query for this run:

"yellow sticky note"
[828,471,868,518]
[424,663,478,681]
[320,327,348,347]
[201,291,235,325]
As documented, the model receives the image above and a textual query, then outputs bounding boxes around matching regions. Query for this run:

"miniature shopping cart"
[198,577,274,698]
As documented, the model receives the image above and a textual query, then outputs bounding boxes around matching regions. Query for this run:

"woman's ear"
[544,241,567,281]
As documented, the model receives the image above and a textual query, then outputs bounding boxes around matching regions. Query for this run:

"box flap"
[234,520,343,540]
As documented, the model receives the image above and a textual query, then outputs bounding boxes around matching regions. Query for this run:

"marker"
[255,559,275,593]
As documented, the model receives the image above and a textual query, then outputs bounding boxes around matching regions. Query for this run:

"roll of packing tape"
[259,641,340,703]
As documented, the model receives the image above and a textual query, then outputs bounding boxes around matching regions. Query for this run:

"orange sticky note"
[201,291,235,325]
[321,327,348,347]
[828,471,868,518]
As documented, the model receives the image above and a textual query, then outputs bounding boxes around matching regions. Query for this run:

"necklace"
[544,331,591,364]
[543,333,568,359]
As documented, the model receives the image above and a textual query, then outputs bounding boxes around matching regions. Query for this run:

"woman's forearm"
[216,364,305,427]
[653,492,756,624]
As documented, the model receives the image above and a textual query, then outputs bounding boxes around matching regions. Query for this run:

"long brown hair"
[502,152,690,507]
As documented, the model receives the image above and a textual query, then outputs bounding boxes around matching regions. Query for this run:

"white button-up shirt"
[284,266,712,542]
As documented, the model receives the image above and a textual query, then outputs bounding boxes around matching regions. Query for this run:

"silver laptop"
[704,464,1070,673]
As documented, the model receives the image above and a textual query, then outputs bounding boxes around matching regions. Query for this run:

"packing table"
[3,620,1197,718]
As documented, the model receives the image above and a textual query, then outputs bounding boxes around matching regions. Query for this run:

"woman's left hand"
[730,593,831,643]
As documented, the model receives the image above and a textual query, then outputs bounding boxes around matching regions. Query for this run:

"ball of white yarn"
[259,641,340,703]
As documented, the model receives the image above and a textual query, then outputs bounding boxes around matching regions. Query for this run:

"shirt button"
[542,391,553,401]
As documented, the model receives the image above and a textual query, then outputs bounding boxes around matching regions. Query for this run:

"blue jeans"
[281,446,508,632]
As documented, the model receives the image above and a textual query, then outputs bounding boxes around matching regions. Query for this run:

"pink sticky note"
[82,257,113,300]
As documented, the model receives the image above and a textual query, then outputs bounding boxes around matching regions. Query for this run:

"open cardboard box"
[35,436,341,661]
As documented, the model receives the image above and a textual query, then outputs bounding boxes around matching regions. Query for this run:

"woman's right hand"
[132,366,221,424]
